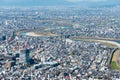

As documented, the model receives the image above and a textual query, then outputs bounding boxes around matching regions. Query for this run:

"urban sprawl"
[0,7,120,80]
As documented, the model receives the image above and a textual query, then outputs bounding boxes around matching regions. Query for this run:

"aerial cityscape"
[0,0,120,80]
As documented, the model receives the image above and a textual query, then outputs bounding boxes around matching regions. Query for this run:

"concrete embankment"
[108,48,118,65]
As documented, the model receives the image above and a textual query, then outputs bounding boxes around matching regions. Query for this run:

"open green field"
[111,61,120,70]
[111,50,120,70]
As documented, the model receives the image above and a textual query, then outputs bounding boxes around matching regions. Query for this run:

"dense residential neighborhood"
[0,6,120,80]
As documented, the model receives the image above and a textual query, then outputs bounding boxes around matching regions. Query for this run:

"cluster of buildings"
[0,34,120,79]
[0,6,120,79]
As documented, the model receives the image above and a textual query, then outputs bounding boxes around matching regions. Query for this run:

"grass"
[111,61,120,70]
[111,50,120,70]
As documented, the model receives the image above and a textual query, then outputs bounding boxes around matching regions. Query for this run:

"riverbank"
[23,32,58,37]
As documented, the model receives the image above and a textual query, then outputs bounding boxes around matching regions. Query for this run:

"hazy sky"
[0,0,120,7]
